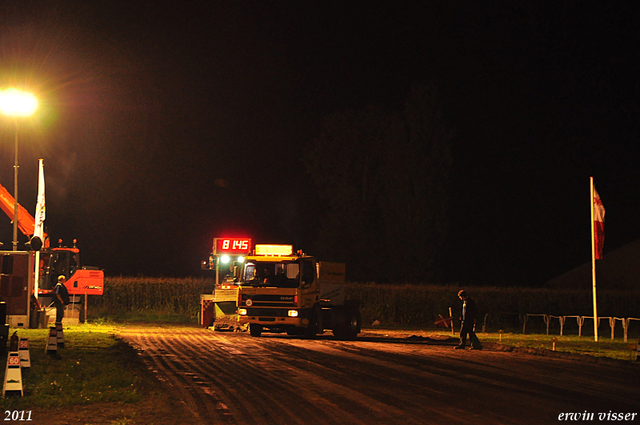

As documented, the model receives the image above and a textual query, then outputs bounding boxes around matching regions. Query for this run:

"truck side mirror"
[201,255,216,270]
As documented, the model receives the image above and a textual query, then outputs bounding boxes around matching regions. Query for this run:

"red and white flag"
[593,187,605,259]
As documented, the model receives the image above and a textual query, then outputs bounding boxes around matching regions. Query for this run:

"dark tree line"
[304,85,453,283]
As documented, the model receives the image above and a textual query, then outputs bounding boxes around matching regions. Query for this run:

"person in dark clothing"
[455,289,482,350]
[53,275,70,324]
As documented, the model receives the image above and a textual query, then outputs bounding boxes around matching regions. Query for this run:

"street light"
[0,88,38,250]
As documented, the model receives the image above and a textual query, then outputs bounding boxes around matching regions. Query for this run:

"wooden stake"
[449,307,454,336]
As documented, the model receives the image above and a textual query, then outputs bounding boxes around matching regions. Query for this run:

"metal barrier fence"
[481,312,522,333]
[520,314,640,342]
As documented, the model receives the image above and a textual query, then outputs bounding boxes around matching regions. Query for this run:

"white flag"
[34,159,45,240]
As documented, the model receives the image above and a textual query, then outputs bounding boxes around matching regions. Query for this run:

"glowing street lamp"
[0,89,38,117]
[0,88,39,250]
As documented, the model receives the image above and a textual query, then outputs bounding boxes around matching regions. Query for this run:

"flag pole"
[590,176,598,342]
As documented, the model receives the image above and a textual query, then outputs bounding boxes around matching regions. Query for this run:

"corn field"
[90,276,216,318]
[88,277,640,331]
[349,283,640,332]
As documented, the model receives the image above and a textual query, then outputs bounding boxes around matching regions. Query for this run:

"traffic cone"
[18,338,30,369]
[2,352,23,397]
[45,326,57,355]
[56,322,64,348]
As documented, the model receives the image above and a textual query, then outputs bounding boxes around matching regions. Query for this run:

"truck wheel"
[249,324,262,337]
[333,306,361,340]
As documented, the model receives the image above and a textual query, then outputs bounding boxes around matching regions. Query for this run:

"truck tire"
[332,306,361,340]
[249,324,263,337]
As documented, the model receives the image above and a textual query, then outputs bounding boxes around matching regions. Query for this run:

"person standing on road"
[455,290,482,350]
[54,275,70,324]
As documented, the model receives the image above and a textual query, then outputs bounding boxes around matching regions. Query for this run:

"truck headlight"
[288,310,298,317]
[238,308,247,316]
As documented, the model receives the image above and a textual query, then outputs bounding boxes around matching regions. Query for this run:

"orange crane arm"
[0,182,45,238]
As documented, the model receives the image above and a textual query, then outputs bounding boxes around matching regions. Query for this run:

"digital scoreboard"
[213,238,252,255]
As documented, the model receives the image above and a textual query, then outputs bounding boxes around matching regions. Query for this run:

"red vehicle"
[0,182,104,298]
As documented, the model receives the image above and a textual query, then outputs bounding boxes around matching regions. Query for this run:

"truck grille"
[241,294,296,307]
[246,308,289,317]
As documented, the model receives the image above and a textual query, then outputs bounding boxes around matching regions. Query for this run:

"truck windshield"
[242,261,299,288]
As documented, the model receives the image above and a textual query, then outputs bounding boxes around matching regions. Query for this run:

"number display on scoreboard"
[213,238,252,255]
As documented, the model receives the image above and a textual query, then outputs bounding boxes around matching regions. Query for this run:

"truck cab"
[237,245,360,339]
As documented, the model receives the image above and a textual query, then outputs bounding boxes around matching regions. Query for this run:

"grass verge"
[0,324,146,410]
[437,331,640,362]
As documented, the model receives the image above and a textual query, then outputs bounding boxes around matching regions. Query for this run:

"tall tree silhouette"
[304,85,453,282]
[379,85,453,281]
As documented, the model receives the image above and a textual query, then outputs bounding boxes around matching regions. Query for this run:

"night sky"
[0,2,638,286]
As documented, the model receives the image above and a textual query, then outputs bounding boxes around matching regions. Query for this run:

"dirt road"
[118,324,640,425]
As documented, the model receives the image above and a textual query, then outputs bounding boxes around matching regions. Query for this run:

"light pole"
[0,88,38,250]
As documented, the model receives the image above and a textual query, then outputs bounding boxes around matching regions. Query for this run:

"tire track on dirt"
[127,327,463,424]
[182,331,324,424]
[131,328,320,424]
[127,332,213,423]
[215,334,406,424]
[157,331,282,425]
[120,325,640,425]
[324,339,640,408]
[124,327,404,424]
[135,331,239,424]
[160,329,357,425]
[172,331,271,424]
[255,337,542,425]
[197,333,433,424]
[129,329,472,424]
[299,339,640,424]
[257,337,464,424]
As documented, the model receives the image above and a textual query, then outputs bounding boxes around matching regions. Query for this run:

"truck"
[235,244,361,339]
